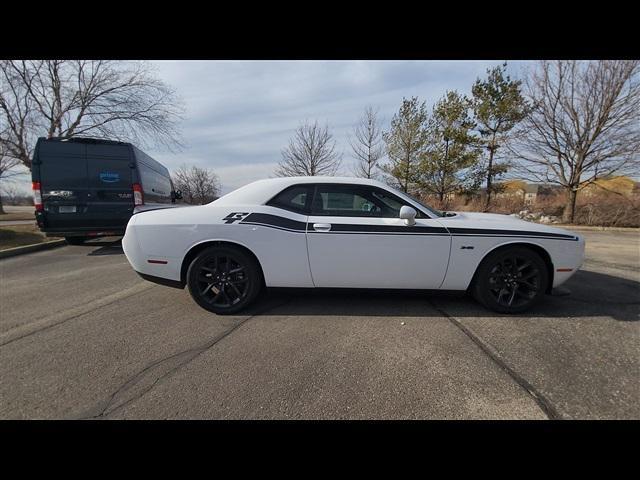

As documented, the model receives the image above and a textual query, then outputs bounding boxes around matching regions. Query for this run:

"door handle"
[313,223,332,232]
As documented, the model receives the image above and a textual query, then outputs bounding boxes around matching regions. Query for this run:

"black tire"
[471,246,549,314]
[65,236,87,245]
[186,245,262,315]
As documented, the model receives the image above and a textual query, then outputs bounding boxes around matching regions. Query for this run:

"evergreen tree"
[381,97,429,193]
[472,63,528,210]
[420,91,481,206]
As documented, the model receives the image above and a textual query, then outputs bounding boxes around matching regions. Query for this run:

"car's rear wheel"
[65,236,87,245]
[471,246,548,314]
[186,245,262,315]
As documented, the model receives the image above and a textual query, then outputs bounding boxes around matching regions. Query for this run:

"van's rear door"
[83,143,134,228]
[39,140,89,230]
[39,141,134,231]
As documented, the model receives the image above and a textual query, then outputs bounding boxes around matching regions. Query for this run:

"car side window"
[311,184,423,218]
[266,185,313,214]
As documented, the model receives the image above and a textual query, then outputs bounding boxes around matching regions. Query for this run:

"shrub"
[419,188,640,227]
[574,191,640,227]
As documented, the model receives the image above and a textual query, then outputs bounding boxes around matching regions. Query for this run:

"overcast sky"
[147,60,531,194]
[7,60,533,195]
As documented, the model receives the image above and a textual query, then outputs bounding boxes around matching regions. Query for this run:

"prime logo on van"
[99,172,121,183]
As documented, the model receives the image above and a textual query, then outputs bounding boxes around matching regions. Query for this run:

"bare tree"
[0,137,25,214]
[275,120,342,177]
[512,60,640,223]
[0,60,184,170]
[172,164,221,205]
[350,106,385,179]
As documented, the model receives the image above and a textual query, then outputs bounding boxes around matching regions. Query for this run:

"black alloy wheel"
[186,246,262,314]
[472,246,548,314]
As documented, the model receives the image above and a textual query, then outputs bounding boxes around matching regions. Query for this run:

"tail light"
[32,181,43,211]
[133,183,144,206]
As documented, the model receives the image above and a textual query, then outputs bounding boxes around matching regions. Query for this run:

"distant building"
[580,176,637,198]
[496,180,537,205]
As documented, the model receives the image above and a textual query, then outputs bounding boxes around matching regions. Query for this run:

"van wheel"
[471,246,548,314]
[186,245,262,315]
[65,236,86,245]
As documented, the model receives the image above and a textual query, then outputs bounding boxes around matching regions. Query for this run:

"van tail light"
[32,182,43,211]
[133,183,144,206]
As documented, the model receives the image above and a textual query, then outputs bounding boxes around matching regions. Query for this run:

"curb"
[0,239,66,259]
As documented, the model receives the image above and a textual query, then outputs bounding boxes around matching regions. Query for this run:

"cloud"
[8,61,532,196]
[147,60,530,194]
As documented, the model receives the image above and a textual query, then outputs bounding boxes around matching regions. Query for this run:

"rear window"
[266,185,313,214]
[37,141,86,189]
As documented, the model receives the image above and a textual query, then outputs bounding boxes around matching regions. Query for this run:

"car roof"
[211,176,393,207]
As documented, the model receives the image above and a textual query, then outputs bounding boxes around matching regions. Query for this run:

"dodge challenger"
[122,177,585,314]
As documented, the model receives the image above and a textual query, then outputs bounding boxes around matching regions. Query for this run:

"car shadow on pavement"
[252,270,639,322]
[85,238,124,256]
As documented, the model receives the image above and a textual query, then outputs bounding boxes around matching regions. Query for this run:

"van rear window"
[38,141,86,189]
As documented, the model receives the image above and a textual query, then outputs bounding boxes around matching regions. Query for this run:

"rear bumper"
[135,271,184,289]
[42,228,125,238]
[122,216,183,283]
[35,210,127,236]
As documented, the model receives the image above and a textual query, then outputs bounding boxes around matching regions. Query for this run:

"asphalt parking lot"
[0,229,638,419]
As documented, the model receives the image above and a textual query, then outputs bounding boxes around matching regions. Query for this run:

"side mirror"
[400,205,418,226]
[399,205,417,226]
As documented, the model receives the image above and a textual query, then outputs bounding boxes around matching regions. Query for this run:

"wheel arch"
[470,241,555,293]
[180,240,266,287]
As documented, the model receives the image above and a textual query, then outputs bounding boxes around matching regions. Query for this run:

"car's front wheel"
[471,246,549,314]
[186,245,263,315]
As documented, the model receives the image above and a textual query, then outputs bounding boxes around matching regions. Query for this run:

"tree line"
[1,60,638,219]
[275,61,640,223]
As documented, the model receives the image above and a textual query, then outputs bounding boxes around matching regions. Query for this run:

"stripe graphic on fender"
[240,213,306,232]
[448,227,577,240]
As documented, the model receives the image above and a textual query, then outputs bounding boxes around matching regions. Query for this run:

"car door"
[250,183,315,288]
[306,184,451,289]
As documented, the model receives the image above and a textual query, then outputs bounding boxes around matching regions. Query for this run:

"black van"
[31,137,181,244]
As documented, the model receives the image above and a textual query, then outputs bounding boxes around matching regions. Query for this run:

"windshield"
[388,186,446,218]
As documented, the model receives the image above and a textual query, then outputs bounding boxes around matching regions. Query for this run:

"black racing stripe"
[239,213,577,241]
[448,227,577,240]
[240,213,306,231]
[240,222,306,234]
[325,223,449,234]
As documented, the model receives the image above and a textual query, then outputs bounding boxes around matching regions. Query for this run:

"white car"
[122,177,585,314]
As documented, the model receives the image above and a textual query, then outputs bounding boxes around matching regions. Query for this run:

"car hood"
[442,211,580,239]
[451,211,526,223]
